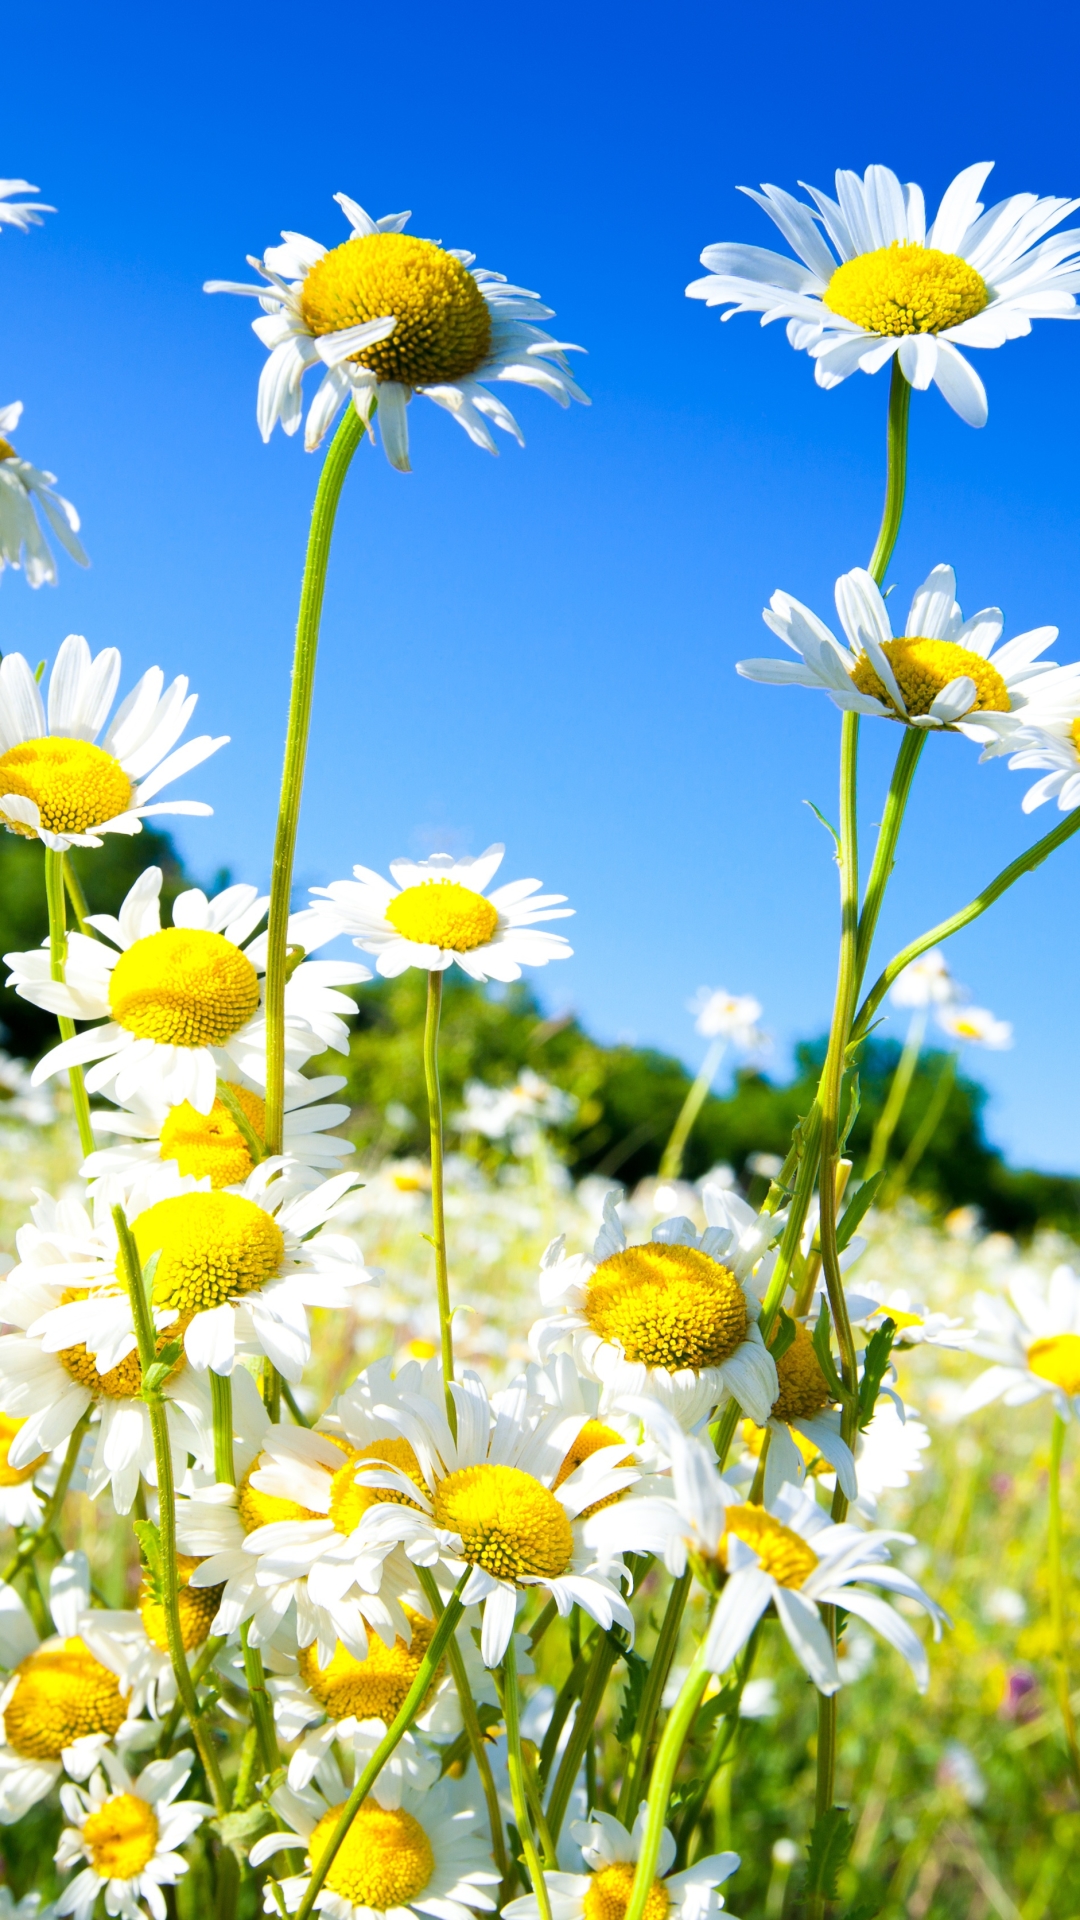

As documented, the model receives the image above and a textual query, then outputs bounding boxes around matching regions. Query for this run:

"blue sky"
[3,0,1080,1170]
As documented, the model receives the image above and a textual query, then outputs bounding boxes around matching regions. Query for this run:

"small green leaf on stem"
[811,1302,847,1404]
[614,1646,650,1744]
[857,1320,897,1431]
[838,1073,861,1153]
[768,1309,797,1363]
[803,1806,854,1899]
[134,1519,163,1595]
[804,800,841,856]
[836,1173,884,1252]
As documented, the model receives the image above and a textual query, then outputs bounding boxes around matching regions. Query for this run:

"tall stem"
[44,848,94,1158]
[210,1372,235,1485]
[545,1631,622,1841]
[616,1569,691,1822]
[658,1039,726,1182]
[866,358,910,585]
[622,1652,709,1920]
[1048,1413,1080,1794]
[209,1367,279,1773]
[855,729,925,983]
[2,1410,90,1583]
[864,1010,926,1182]
[423,970,455,1431]
[264,407,364,1155]
[416,1568,507,1880]
[501,1636,553,1920]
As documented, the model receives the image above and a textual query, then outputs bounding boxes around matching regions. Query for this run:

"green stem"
[61,854,89,934]
[545,1631,622,1841]
[808,1666,839,1920]
[416,1567,508,1881]
[501,1637,554,1920]
[210,1371,235,1485]
[240,1618,280,1775]
[292,1578,468,1920]
[882,1051,957,1204]
[674,1625,762,1864]
[217,1083,266,1166]
[157,1637,226,1757]
[1,1410,90,1583]
[44,847,94,1158]
[1048,1413,1080,1795]
[623,1652,709,1920]
[866,357,911,585]
[658,1038,726,1182]
[264,407,364,1156]
[537,1637,593,1783]
[616,1569,691,1822]
[854,729,926,985]
[423,970,455,1433]
[864,1010,926,1182]
[816,711,861,1429]
[262,1357,282,1422]
[279,1376,310,1427]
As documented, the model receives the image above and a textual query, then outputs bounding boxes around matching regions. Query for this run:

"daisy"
[82,1072,353,1196]
[850,1398,931,1522]
[530,1188,779,1431]
[77,1553,228,1722]
[0,406,88,590]
[9,864,368,1114]
[55,1747,212,1920]
[936,1002,1012,1049]
[0,632,226,848]
[504,1807,739,1920]
[0,182,54,235]
[589,1412,944,1695]
[852,1285,969,1350]
[1000,726,1080,813]
[0,1414,57,1531]
[304,845,573,983]
[687,162,1080,426]
[890,949,957,1010]
[205,192,588,471]
[744,1322,857,1507]
[962,1265,1080,1419]
[689,987,763,1047]
[251,1768,498,1920]
[739,563,1076,739]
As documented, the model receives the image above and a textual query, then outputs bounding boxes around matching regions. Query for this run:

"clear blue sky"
[3,1,1079,1171]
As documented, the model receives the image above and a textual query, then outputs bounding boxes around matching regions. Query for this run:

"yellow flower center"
[741,1418,823,1474]
[770,1324,833,1424]
[0,1412,48,1486]
[159,1084,266,1187]
[385,878,499,953]
[0,739,133,840]
[1027,1334,1080,1397]
[585,1242,748,1371]
[583,1863,670,1920]
[433,1462,573,1583]
[824,241,989,336]
[850,636,1009,720]
[0,438,15,461]
[139,1554,224,1653]
[237,1461,322,1532]
[82,1792,159,1880]
[722,1504,818,1589]
[4,1639,128,1760]
[108,927,261,1048]
[1069,717,1080,757]
[554,1419,634,1519]
[56,1293,190,1400]
[309,1800,435,1910]
[299,232,492,390]
[298,1607,439,1723]
[327,1439,428,1536]
[134,1192,284,1315]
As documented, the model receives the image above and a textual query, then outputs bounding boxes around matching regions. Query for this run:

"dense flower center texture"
[56,1292,190,1400]
[1027,1333,1080,1396]
[722,1504,818,1589]
[328,1439,428,1535]
[82,1792,159,1879]
[309,1799,435,1909]
[385,879,499,953]
[850,637,1010,719]
[0,1412,48,1485]
[585,1242,748,1371]
[433,1463,574,1583]
[824,242,989,336]
[0,738,133,839]
[159,1084,266,1187]
[139,1554,224,1653]
[583,1863,670,1920]
[770,1324,833,1424]
[298,1607,439,1723]
[4,1639,128,1759]
[108,928,261,1048]
[134,1192,285,1315]
[300,232,492,389]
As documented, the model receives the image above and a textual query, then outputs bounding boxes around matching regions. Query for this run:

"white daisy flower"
[205,192,588,471]
[0,405,88,590]
[1000,725,1080,813]
[530,1187,779,1431]
[890,949,957,1010]
[687,162,1080,426]
[0,1414,65,1530]
[303,844,573,983]
[9,865,367,1115]
[251,1767,498,1920]
[742,1321,857,1507]
[962,1265,1080,1419]
[850,1398,931,1522]
[589,1410,944,1695]
[77,1557,226,1724]
[689,987,763,1048]
[935,1002,1012,1049]
[0,182,54,235]
[851,1286,969,1350]
[56,1747,212,1920]
[0,1555,142,1823]
[739,563,1075,740]
[0,632,227,848]
[504,1806,739,1920]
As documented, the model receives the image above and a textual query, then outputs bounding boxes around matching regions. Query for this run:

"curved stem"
[264,406,364,1155]
[816,711,861,1426]
[501,1636,554,1920]
[1048,1413,1080,1794]
[217,1083,266,1167]
[658,1039,726,1182]
[616,1569,691,1822]
[44,847,94,1158]
[867,358,910,585]
[61,855,89,934]
[423,970,455,1432]
[623,1652,709,1920]
[864,1010,926,1182]
[2,1409,90,1584]
[673,1624,762,1865]
[855,729,926,987]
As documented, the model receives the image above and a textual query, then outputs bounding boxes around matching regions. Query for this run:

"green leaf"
[803,1806,854,1899]
[841,1904,881,1920]
[614,1645,650,1744]
[836,1172,885,1252]
[768,1309,797,1363]
[803,799,841,854]
[692,1685,739,1737]
[141,1340,183,1398]
[134,1519,163,1597]
[215,1807,273,1847]
[857,1319,897,1431]
[839,1072,861,1152]
[811,1301,846,1402]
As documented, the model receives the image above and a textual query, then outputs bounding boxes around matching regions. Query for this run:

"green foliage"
[614,1645,649,1744]
[803,1806,854,1899]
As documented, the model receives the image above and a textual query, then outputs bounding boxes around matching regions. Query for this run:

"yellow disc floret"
[298,1607,439,1723]
[309,1799,435,1910]
[824,241,989,336]
[583,1863,670,1920]
[850,636,1009,721]
[82,1792,159,1879]
[722,1504,818,1589]
[433,1463,573,1583]
[0,438,16,462]
[327,1439,428,1536]
[554,1419,633,1519]
[108,928,261,1048]
[159,1084,266,1187]
[770,1323,834,1424]
[585,1242,748,1371]
[4,1639,128,1760]
[300,232,492,390]
[0,1413,48,1486]
[134,1191,284,1315]
[56,1296,189,1400]
[385,879,499,953]
[139,1555,224,1653]
[0,738,133,840]
[1027,1334,1080,1397]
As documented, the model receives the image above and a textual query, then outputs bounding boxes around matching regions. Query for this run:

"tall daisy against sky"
[687,162,1080,426]
[0,406,88,590]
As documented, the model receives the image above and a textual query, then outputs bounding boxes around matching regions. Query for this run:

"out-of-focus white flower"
[890,949,957,1010]
[936,1003,1012,1049]
[0,184,54,235]
[936,1741,987,1806]
[984,1586,1026,1626]
[0,406,87,588]
[454,1069,576,1152]
[963,1265,1080,1419]
[0,1053,54,1126]
[689,987,764,1047]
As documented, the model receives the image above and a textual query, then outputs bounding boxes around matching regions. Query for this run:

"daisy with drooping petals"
[739,563,1076,739]
[205,192,588,471]
[744,1322,857,1506]
[687,162,1080,426]
[962,1265,1080,1419]
[304,844,573,983]
[0,633,226,847]
[82,1072,353,1196]
[9,865,367,1115]
[0,407,88,591]
[504,1807,740,1920]
[0,182,54,235]
[56,1747,212,1920]
[531,1188,779,1431]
